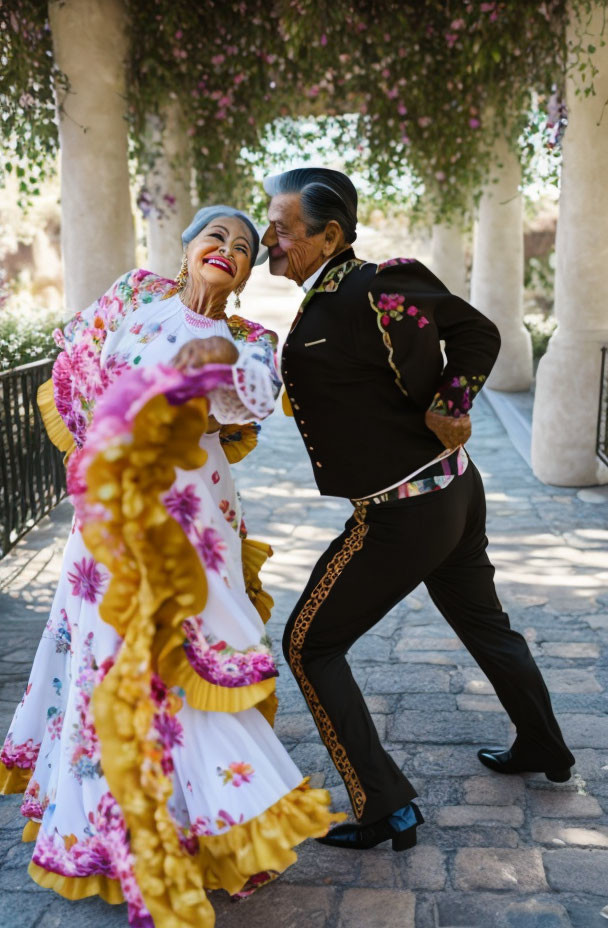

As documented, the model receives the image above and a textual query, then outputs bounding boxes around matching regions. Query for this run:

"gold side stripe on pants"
[288,519,369,820]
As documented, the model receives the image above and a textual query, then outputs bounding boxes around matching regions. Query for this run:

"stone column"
[430,221,468,299]
[470,134,533,392]
[145,104,194,279]
[49,0,135,311]
[532,3,608,486]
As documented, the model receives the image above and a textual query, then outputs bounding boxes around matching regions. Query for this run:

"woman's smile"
[203,254,235,276]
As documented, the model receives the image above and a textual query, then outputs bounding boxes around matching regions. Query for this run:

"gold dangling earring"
[176,253,188,291]
[234,282,245,311]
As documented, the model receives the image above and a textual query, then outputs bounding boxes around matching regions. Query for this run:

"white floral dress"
[0,270,339,928]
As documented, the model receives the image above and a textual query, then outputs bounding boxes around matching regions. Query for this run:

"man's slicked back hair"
[263,167,358,244]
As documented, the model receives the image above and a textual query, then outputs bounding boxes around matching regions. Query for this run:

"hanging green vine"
[0,1,63,204]
[0,0,606,220]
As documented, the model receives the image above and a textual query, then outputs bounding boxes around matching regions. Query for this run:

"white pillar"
[49,0,135,311]
[430,222,468,299]
[532,4,608,486]
[145,104,194,279]
[470,135,533,392]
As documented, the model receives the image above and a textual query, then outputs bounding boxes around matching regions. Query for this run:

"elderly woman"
[0,207,339,928]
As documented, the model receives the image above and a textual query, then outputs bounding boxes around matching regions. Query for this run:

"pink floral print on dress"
[192,526,226,572]
[66,557,106,604]
[163,484,202,529]
[217,761,255,787]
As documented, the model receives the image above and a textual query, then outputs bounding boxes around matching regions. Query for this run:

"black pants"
[283,461,574,825]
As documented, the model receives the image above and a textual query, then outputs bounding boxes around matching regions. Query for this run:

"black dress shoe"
[316,802,424,852]
[478,746,571,782]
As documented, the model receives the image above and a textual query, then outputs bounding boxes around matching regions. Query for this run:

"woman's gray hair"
[182,205,267,266]
[263,168,358,244]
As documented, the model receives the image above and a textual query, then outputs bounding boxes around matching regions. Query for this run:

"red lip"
[203,255,235,277]
[269,246,286,259]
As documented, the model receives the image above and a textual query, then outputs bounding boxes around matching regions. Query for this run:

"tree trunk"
[145,103,194,280]
[470,134,532,391]
[430,221,468,299]
[49,0,135,312]
[532,3,608,486]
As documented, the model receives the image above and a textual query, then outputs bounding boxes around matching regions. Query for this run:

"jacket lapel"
[288,248,359,334]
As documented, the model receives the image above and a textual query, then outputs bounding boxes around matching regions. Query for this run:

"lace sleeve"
[210,339,281,425]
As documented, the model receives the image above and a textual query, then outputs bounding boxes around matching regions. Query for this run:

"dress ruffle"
[19,362,338,927]
[219,422,259,464]
[28,861,125,905]
[242,537,274,624]
[0,761,32,793]
[37,378,76,458]
[25,780,342,909]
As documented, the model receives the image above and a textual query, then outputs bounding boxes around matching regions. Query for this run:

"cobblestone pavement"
[0,273,607,927]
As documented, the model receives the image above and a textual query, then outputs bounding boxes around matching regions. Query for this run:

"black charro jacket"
[280,248,501,500]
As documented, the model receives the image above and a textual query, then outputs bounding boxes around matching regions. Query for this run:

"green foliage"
[0,0,606,221]
[124,0,289,207]
[0,306,62,371]
[0,1,62,205]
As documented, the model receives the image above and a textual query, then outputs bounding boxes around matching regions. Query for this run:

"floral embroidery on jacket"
[314,257,366,294]
[428,373,487,417]
[377,257,416,271]
[376,293,430,329]
[182,616,278,688]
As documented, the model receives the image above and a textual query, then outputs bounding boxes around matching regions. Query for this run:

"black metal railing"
[0,359,66,558]
[597,347,608,469]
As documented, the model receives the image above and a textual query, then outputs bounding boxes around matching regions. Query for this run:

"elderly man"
[261,167,574,852]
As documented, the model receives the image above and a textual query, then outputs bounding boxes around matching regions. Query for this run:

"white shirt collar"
[302,259,331,293]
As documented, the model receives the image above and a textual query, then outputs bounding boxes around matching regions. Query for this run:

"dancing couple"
[0,169,574,927]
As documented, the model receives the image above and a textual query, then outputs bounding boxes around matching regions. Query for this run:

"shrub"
[0,308,62,371]
[524,312,557,361]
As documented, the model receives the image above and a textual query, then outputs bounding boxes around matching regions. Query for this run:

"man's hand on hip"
[424,410,472,450]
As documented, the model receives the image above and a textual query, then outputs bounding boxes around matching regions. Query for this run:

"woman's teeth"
[204,256,234,276]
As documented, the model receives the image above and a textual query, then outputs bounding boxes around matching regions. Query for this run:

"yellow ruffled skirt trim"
[25,780,342,905]
[197,779,343,895]
[219,422,259,464]
[157,644,278,724]
[155,533,277,724]
[28,861,125,904]
[58,380,341,926]
[37,378,76,458]
[242,537,274,624]
[22,820,41,842]
[0,761,32,794]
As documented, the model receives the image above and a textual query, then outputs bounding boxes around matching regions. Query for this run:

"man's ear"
[322,220,345,257]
